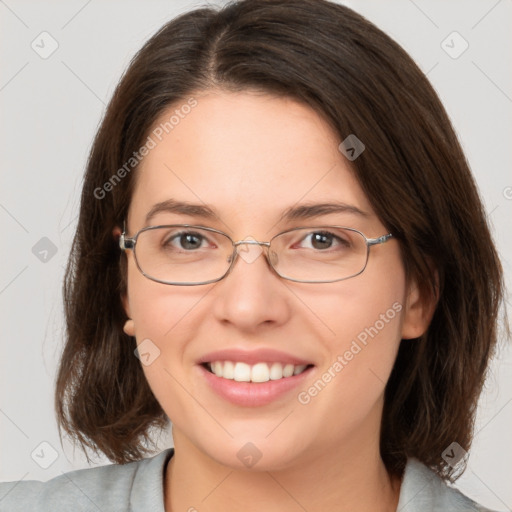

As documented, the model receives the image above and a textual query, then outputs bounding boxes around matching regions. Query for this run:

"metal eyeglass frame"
[118,222,394,286]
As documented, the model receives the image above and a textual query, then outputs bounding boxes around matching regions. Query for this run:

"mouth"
[197,350,315,407]
[196,348,315,406]
[202,360,313,383]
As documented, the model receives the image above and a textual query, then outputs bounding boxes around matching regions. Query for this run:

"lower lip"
[198,364,314,407]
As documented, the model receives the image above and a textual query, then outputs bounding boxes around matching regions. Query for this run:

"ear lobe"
[401,271,439,340]
[123,319,135,336]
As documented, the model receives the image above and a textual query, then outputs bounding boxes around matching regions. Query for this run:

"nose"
[211,240,292,332]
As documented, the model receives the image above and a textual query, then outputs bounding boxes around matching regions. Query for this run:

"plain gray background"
[1,0,511,510]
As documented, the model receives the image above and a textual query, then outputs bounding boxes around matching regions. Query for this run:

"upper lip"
[198,348,314,366]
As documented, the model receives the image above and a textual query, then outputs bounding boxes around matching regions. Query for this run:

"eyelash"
[162,229,350,251]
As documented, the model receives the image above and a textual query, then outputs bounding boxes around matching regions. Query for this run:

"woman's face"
[123,90,426,470]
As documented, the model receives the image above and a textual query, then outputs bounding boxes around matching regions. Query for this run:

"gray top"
[0,448,498,511]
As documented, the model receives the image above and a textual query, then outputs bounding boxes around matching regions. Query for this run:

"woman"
[0,0,506,510]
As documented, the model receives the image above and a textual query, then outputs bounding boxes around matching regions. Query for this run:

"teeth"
[207,361,309,383]
[212,361,223,377]
[234,362,251,382]
[251,362,270,383]
[223,361,235,379]
[293,364,307,375]
[283,363,294,377]
[269,362,283,380]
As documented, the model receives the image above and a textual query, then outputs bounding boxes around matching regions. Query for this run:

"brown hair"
[55,0,506,481]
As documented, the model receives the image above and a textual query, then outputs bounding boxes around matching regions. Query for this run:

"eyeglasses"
[119,223,393,285]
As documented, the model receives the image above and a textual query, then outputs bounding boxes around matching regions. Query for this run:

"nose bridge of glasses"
[232,238,272,266]
[233,239,271,248]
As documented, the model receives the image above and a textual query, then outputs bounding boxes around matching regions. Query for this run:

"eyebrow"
[145,199,218,224]
[144,198,369,225]
[278,202,369,222]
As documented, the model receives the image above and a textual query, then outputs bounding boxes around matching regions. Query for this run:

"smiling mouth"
[202,361,314,383]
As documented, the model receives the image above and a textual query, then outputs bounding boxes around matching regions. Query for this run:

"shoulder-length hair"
[55,0,505,481]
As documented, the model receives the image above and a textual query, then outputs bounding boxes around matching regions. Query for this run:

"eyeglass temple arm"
[119,220,135,250]
[367,233,393,246]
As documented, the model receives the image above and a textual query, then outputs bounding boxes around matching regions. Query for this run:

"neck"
[164,428,401,512]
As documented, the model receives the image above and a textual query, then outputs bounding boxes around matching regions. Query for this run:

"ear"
[116,225,135,336]
[119,288,135,336]
[121,292,131,318]
[401,271,439,340]
[123,318,135,336]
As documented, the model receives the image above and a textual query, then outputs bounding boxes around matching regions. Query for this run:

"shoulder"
[397,458,499,512]
[0,448,173,512]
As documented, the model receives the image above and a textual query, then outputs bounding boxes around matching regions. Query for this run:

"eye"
[298,230,350,251]
[164,230,210,251]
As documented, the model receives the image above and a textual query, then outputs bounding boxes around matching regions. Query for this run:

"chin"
[193,432,308,472]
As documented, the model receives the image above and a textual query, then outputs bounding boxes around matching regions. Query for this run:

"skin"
[121,90,435,512]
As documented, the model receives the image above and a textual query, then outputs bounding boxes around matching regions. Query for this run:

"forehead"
[129,90,375,232]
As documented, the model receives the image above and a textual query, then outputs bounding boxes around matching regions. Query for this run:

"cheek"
[126,272,210,428]
[292,259,406,435]
[330,295,404,385]
[125,264,194,384]
[329,263,406,379]
[127,256,207,341]
[296,255,406,358]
